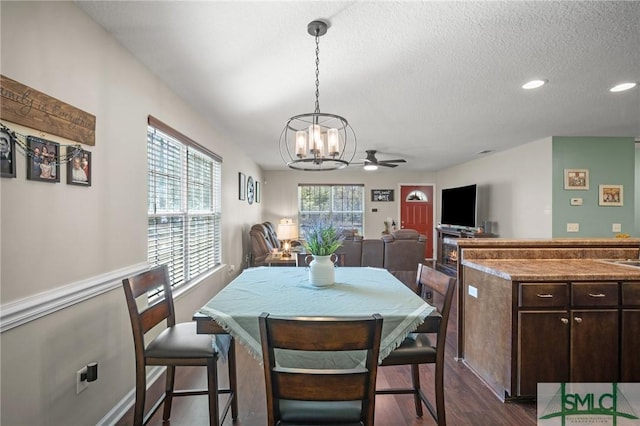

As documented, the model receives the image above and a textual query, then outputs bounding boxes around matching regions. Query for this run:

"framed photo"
[564,169,589,190]
[67,147,91,186]
[255,181,261,203]
[238,172,246,200]
[599,184,623,206]
[0,127,16,178]
[26,136,60,183]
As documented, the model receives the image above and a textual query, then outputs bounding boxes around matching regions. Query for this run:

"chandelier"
[279,20,356,171]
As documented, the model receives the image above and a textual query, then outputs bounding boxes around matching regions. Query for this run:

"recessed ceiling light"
[363,164,378,171]
[610,82,637,92]
[522,79,547,90]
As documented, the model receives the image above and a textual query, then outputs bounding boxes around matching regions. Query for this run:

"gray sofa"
[249,224,426,287]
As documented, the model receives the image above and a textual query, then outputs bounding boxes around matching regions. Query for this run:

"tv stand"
[436,227,496,277]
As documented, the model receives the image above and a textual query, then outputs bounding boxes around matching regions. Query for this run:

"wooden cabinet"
[516,281,634,398]
[570,283,619,383]
[621,282,640,381]
[517,283,569,396]
[436,227,494,276]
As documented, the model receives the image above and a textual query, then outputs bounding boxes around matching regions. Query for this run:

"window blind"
[147,117,222,292]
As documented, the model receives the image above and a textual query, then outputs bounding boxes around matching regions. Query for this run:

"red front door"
[400,185,434,259]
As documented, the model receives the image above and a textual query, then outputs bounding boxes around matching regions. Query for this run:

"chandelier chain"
[314,30,320,114]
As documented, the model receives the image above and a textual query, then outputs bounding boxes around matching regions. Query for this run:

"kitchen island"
[453,238,640,401]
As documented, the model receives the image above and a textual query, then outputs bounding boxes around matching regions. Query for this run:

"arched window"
[406,190,428,202]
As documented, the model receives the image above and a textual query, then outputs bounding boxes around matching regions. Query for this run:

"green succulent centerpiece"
[303,221,343,256]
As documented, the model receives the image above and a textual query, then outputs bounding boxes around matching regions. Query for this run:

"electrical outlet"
[228,264,235,273]
[612,223,622,232]
[76,367,88,394]
[567,223,579,232]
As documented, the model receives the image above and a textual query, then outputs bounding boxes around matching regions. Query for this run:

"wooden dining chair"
[259,312,383,426]
[122,265,237,425]
[377,263,456,425]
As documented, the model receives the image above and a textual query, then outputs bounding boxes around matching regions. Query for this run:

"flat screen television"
[440,184,477,229]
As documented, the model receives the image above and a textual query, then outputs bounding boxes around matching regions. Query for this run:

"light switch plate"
[570,198,583,206]
[567,223,579,232]
[468,285,478,298]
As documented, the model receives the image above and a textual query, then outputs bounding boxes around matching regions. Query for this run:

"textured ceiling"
[76,1,640,172]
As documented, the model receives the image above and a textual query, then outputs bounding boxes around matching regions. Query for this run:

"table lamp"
[277,219,298,258]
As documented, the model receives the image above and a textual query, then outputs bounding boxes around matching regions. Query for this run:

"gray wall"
[552,136,636,237]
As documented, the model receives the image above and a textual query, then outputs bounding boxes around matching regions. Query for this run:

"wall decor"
[26,136,59,183]
[247,175,255,205]
[599,184,623,206]
[67,146,91,186]
[238,172,246,200]
[255,181,261,203]
[564,169,589,190]
[1,75,96,146]
[0,126,16,178]
[371,189,394,202]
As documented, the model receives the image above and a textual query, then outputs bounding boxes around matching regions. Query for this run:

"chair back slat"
[274,370,369,401]
[122,265,176,345]
[259,313,383,426]
[265,317,379,351]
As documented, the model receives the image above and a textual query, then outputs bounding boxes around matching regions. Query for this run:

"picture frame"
[238,172,246,200]
[371,189,394,202]
[255,181,261,203]
[0,127,16,178]
[26,136,60,183]
[564,169,589,190]
[67,147,91,186]
[599,184,623,206]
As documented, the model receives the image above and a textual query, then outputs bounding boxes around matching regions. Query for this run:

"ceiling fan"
[360,150,407,169]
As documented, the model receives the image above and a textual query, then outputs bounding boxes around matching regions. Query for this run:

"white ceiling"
[76,1,640,172]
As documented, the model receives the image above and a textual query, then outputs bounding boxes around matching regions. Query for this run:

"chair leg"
[133,364,146,426]
[163,366,176,421]
[411,364,423,417]
[207,357,220,426]
[435,361,446,426]
[228,337,239,419]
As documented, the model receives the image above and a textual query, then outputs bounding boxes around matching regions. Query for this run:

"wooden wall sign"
[0,75,95,146]
[371,189,394,202]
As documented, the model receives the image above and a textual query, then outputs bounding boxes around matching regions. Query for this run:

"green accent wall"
[553,137,636,237]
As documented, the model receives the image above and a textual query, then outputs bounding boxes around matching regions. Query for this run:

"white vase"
[307,254,336,287]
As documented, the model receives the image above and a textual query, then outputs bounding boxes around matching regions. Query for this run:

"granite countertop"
[461,258,640,281]
[456,238,640,248]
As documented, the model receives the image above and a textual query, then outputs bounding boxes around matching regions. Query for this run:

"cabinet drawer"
[622,282,640,305]
[519,283,568,307]
[572,282,619,306]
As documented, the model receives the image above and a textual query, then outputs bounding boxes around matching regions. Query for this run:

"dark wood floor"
[116,295,537,425]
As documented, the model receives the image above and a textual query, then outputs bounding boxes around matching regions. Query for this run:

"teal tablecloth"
[199,266,434,365]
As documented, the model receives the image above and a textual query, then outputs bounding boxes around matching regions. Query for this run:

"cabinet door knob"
[574,317,583,323]
[536,293,553,298]
[588,293,606,298]
[560,318,569,324]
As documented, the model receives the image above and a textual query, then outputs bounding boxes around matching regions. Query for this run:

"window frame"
[298,184,365,236]
[147,116,222,296]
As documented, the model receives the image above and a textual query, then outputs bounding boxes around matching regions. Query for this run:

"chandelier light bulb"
[295,131,307,158]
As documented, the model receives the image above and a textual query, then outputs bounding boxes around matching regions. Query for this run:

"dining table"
[193,266,437,365]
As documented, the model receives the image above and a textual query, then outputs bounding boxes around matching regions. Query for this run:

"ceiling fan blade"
[378,162,398,168]
[379,159,407,163]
